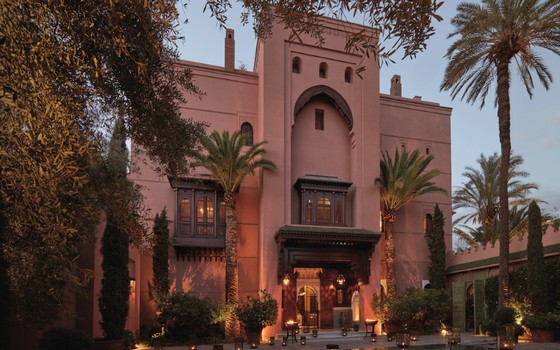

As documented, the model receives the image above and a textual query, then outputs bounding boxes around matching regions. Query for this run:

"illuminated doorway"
[297,285,319,329]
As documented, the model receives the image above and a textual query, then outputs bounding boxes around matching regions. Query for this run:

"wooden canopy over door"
[276,225,381,328]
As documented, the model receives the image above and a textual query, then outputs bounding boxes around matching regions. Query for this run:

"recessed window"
[176,187,226,243]
[344,67,353,83]
[426,147,430,155]
[180,198,191,222]
[292,57,301,74]
[305,199,313,224]
[295,176,351,227]
[316,197,331,225]
[424,213,433,234]
[241,122,254,146]
[315,109,324,130]
[319,62,328,78]
[197,196,214,223]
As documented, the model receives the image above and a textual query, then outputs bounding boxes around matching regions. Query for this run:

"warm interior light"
[336,274,345,285]
[282,274,290,285]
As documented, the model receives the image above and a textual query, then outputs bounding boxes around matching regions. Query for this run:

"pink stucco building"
[131,17,452,337]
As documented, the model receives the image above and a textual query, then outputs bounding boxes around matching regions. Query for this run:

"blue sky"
[176,1,560,217]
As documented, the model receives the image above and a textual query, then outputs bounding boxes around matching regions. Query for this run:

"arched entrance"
[297,285,319,329]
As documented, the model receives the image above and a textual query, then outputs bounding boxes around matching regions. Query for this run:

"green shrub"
[236,290,278,332]
[493,306,516,325]
[522,313,560,330]
[157,292,225,342]
[487,306,525,338]
[39,328,92,350]
[372,288,449,332]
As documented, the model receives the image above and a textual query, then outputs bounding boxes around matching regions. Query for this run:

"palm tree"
[374,148,446,297]
[455,205,560,247]
[441,0,560,306]
[195,130,276,339]
[453,153,538,235]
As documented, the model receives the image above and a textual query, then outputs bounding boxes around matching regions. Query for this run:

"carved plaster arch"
[294,85,353,131]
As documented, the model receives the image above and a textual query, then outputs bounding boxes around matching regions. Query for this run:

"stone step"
[274,329,372,340]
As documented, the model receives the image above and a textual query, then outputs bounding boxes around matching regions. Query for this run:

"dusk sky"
[176,1,560,220]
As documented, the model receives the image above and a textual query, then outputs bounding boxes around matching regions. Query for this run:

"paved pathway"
[149,331,560,350]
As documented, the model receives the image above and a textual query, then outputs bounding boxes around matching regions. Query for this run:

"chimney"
[390,74,402,97]
[225,29,235,71]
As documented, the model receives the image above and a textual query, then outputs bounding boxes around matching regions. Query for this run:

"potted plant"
[522,313,560,343]
[371,294,402,336]
[236,290,278,347]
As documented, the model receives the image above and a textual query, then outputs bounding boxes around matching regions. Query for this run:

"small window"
[292,57,301,74]
[316,197,331,225]
[197,196,214,223]
[424,213,433,234]
[305,199,313,224]
[344,67,353,83]
[179,198,191,222]
[426,147,430,155]
[319,62,328,78]
[334,199,343,225]
[241,122,253,146]
[315,109,324,130]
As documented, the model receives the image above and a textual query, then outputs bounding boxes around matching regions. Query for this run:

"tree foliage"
[426,204,446,290]
[99,115,142,341]
[453,153,539,247]
[199,0,444,64]
[0,196,10,349]
[0,0,205,326]
[152,208,170,301]
[374,148,446,297]
[99,218,130,340]
[194,130,275,339]
[441,0,560,306]
[527,201,547,315]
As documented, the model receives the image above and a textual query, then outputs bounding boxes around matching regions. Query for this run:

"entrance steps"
[274,328,370,340]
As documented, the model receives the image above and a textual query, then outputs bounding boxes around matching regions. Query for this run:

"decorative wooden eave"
[275,225,381,284]
[294,175,353,193]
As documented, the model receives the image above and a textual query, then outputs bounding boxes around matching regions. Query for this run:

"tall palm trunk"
[496,57,511,307]
[224,191,240,339]
[384,210,397,298]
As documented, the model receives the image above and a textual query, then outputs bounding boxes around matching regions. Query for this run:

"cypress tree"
[152,208,170,301]
[426,204,446,290]
[527,201,547,314]
[99,116,131,340]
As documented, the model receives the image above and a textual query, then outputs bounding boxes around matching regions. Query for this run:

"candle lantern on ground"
[395,330,410,348]
[497,325,516,349]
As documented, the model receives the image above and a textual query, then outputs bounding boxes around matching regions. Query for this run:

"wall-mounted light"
[336,274,345,285]
[282,274,291,285]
